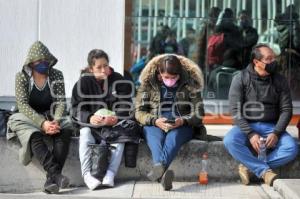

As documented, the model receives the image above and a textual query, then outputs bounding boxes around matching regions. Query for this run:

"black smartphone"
[165,119,176,124]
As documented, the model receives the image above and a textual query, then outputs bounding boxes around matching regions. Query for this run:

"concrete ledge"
[0,137,299,193]
[273,179,300,199]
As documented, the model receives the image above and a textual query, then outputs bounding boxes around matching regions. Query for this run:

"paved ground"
[0,181,284,199]
[274,179,300,199]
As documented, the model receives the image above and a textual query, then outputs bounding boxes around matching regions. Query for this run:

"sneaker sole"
[59,177,70,189]
[44,184,59,194]
[88,182,101,190]
[161,170,174,191]
[147,165,164,181]
[102,183,114,188]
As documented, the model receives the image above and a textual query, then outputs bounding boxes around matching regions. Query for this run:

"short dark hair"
[209,7,221,19]
[87,49,109,66]
[238,10,250,17]
[250,43,271,62]
[158,55,182,75]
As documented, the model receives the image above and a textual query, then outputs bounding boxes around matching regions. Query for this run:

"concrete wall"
[0,0,125,97]
[1,137,300,193]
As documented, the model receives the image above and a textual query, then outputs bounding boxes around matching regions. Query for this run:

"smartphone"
[165,119,176,124]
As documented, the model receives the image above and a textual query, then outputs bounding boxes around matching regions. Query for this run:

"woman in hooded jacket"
[7,41,71,194]
[135,54,205,190]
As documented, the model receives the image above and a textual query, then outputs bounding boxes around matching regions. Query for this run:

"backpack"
[0,109,12,137]
[240,69,281,100]
[207,33,225,66]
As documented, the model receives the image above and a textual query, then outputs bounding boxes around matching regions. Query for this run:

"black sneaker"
[43,177,59,194]
[54,174,70,189]
[161,170,174,191]
[147,164,165,181]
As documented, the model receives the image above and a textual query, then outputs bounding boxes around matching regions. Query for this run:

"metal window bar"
[153,0,158,36]
[182,0,189,38]
[257,0,262,34]
[242,0,246,10]
[252,0,257,29]
[193,0,200,30]
[137,0,142,61]
[164,0,168,25]
[147,0,152,44]
[168,0,174,28]
[134,0,299,62]
[177,0,184,41]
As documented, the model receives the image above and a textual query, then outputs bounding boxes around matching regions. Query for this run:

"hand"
[155,118,171,132]
[249,133,260,153]
[90,115,105,125]
[265,133,278,148]
[42,120,60,135]
[102,116,118,126]
[168,118,184,130]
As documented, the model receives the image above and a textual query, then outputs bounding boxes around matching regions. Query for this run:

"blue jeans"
[143,125,193,168]
[224,122,298,177]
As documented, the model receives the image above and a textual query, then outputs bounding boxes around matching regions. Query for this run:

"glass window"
[125,0,300,103]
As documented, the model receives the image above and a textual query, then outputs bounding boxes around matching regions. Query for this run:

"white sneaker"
[83,173,101,190]
[102,170,115,187]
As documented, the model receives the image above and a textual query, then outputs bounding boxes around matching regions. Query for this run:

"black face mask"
[265,61,278,74]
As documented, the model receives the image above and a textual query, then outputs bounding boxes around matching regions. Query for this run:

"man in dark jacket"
[224,44,298,186]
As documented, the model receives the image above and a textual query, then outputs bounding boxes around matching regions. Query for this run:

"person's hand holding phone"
[166,118,184,130]
[155,117,170,131]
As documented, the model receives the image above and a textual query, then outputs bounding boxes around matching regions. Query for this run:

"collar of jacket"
[148,68,190,91]
[139,54,204,91]
[247,63,273,82]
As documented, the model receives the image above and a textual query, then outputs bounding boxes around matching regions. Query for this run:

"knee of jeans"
[223,133,235,149]
[287,141,299,160]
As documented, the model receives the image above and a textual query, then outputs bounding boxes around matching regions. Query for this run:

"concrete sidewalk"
[274,179,300,199]
[0,181,284,199]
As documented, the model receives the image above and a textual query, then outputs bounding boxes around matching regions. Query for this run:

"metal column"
[201,0,205,18]
[242,0,246,9]
[137,0,143,61]
[177,0,184,41]
[153,0,158,36]
[267,0,272,43]
[147,0,153,45]
[182,0,189,38]
[168,0,174,28]
[257,0,262,34]
[282,0,286,13]
[271,0,276,43]
[163,0,168,25]
[193,0,200,30]
[252,0,257,28]
[237,0,241,17]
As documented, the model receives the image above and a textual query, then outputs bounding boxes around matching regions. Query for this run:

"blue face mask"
[33,62,49,74]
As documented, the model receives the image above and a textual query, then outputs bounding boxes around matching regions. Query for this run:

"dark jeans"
[30,131,71,177]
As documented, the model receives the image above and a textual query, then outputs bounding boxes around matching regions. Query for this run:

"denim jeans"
[224,122,298,177]
[143,125,193,168]
[79,127,124,176]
